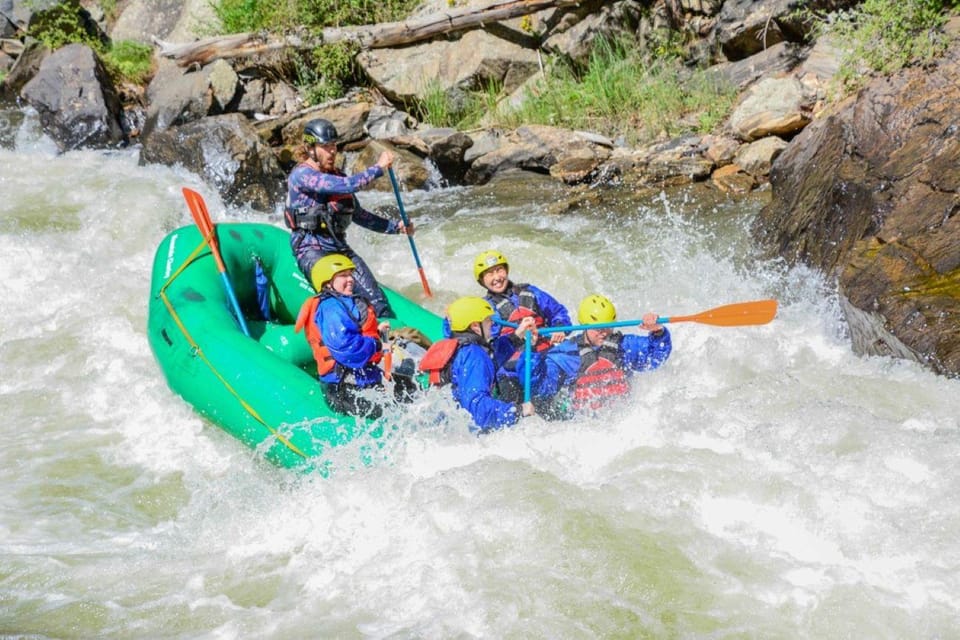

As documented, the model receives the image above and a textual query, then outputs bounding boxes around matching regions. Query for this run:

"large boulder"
[357,0,631,107]
[20,43,123,149]
[357,28,540,105]
[753,41,960,377]
[464,125,611,185]
[140,113,285,212]
[110,0,218,43]
[142,58,240,136]
[712,0,858,61]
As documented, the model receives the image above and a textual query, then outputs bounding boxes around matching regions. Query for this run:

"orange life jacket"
[572,332,628,411]
[419,338,460,386]
[419,333,487,386]
[295,293,382,376]
[489,284,551,353]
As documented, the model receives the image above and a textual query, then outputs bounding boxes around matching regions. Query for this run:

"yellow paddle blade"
[667,299,778,327]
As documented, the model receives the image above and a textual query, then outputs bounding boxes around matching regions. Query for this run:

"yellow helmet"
[473,249,508,282]
[446,296,495,332]
[310,253,356,290]
[578,294,617,325]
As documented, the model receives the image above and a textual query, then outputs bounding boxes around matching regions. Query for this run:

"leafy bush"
[212,0,419,103]
[102,40,155,85]
[491,37,736,145]
[806,0,956,92]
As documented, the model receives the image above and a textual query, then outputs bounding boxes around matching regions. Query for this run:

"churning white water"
[2,110,959,638]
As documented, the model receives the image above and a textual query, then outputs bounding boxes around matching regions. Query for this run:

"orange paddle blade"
[182,187,225,271]
[666,299,778,327]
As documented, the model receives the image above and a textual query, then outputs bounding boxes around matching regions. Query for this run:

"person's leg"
[296,247,325,285]
[392,374,420,404]
[346,251,395,318]
[496,373,523,404]
[323,382,383,420]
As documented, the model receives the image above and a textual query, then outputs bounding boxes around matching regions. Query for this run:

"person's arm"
[529,285,571,344]
[621,327,672,372]
[317,300,381,369]
[297,164,384,198]
[515,340,579,399]
[451,346,522,433]
[531,285,572,327]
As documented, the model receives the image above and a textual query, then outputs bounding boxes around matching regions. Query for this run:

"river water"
[2,108,959,638]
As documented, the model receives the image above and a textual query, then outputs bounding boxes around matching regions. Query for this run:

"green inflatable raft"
[147,222,444,472]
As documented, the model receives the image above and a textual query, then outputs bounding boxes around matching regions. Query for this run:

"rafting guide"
[284,118,414,318]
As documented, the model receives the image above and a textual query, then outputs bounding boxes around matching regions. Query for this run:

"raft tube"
[147,223,443,472]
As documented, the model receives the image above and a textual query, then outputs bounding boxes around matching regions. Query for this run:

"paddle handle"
[387,168,433,297]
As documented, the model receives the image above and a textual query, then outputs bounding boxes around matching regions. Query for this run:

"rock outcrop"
[20,43,124,149]
[753,41,960,377]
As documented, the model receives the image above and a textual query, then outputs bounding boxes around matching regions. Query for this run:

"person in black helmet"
[284,118,413,318]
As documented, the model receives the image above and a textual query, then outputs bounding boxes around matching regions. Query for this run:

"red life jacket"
[419,333,485,386]
[572,332,629,411]
[295,293,382,376]
[489,284,551,353]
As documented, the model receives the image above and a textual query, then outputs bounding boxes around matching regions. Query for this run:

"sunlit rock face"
[754,41,960,377]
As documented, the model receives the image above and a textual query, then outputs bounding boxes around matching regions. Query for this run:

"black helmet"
[303,118,338,145]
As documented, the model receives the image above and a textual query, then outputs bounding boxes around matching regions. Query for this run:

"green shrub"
[102,40,155,84]
[27,0,104,51]
[805,0,955,92]
[416,79,503,129]
[293,43,358,105]
[491,37,736,145]
[212,0,420,102]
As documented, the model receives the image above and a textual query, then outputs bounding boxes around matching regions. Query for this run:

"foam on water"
[2,116,960,637]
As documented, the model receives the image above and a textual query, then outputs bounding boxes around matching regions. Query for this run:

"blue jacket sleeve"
[316,297,382,385]
[528,285,572,328]
[450,344,521,433]
[620,328,672,372]
[515,340,580,399]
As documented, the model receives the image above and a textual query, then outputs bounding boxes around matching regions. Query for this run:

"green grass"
[212,0,420,105]
[803,0,957,93]
[418,37,737,145]
[27,0,154,85]
[416,79,503,129]
[102,40,154,85]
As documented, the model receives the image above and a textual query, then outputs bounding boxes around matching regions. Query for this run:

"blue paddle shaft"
[523,332,532,403]
[220,272,250,336]
[387,168,424,269]
[495,317,669,334]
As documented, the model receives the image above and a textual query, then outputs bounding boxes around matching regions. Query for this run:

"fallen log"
[156,0,581,68]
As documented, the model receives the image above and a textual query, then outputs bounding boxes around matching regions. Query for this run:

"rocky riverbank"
[1,0,957,377]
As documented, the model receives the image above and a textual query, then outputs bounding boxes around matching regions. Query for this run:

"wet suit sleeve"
[352,202,399,235]
[297,165,383,197]
[450,345,521,433]
[620,328,672,372]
